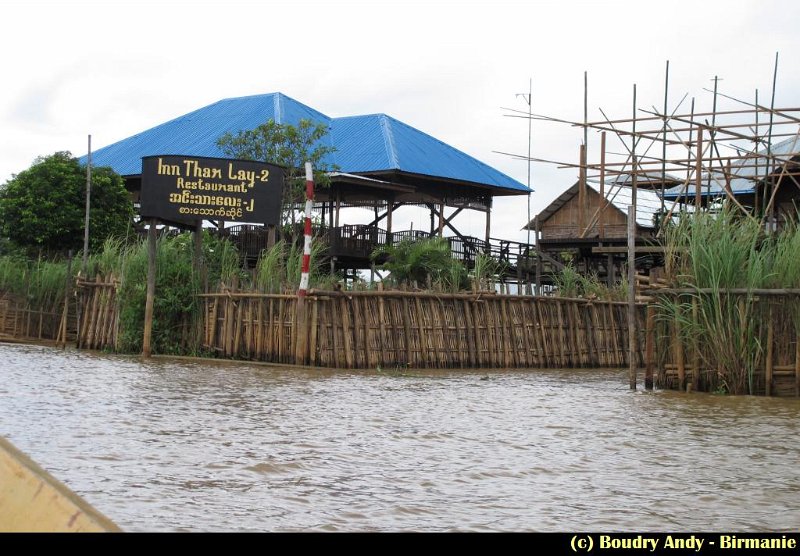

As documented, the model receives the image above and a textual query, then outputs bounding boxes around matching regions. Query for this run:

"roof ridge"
[274,93,282,124]
[379,114,400,169]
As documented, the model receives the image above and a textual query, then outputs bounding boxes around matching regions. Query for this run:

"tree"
[0,152,133,255]
[216,119,337,227]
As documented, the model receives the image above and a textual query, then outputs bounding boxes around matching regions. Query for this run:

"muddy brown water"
[1,343,798,531]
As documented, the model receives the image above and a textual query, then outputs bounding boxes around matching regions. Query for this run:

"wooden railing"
[211,224,552,275]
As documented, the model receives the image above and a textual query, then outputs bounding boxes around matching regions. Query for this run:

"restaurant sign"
[140,155,284,224]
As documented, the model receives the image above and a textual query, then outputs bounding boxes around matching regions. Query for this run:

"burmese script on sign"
[140,155,284,224]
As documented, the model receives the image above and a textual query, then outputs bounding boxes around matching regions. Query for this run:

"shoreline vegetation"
[655,206,800,395]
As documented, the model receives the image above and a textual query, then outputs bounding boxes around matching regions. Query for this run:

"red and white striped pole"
[295,162,314,364]
[298,161,314,297]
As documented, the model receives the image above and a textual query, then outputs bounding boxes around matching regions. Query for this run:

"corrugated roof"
[663,136,800,199]
[83,92,527,194]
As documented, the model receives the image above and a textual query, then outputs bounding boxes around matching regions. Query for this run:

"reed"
[469,252,501,292]
[657,206,800,393]
[117,233,208,354]
[0,254,74,309]
[254,238,328,293]
[552,263,623,301]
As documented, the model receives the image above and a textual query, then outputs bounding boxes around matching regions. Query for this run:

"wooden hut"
[525,177,670,284]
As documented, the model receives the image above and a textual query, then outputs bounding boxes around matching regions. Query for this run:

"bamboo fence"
[653,290,800,397]
[0,292,67,343]
[75,274,120,351]
[199,289,645,369]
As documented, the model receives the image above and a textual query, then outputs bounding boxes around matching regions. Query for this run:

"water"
[2,342,799,531]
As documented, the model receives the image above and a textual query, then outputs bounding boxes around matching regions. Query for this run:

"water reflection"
[1,343,799,531]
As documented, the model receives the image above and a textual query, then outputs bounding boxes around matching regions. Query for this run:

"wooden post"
[795,333,800,397]
[599,131,606,239]
[578,144,586,235]
[142,218,158,358]
[59,250,73,349]
[692,298,700,391]
[484,199,492,254]
[674,301,685,390]
[386,197,394,244]
[645,304,655,389]
[534,217,541,296]
[695,126,704,208]
[627,205,636,389]
[437,201,445,237]
[295,162,315,365]
[766,303,774,396]
[82,135,92,275]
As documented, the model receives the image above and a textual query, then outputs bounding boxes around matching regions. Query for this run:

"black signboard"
[140,155,284,225]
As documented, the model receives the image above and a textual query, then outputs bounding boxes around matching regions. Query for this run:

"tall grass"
[1,228,340,354]
[659,206,800,393]
[255,239,329,293]
[0,254,75,309]
[116,234,201,354]
[551,263,624,301]
[469,252,503,292]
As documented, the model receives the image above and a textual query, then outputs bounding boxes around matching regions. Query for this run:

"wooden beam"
[592,246,668,254]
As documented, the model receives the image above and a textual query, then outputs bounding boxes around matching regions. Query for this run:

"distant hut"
[525,176,674,284]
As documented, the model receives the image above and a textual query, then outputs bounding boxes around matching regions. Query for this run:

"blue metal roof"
[83,92,528,194]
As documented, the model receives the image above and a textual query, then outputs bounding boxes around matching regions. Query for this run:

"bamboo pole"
[766,303,774,396]
[627,205,637,389]
[674,305,685,391]
[256,298,264,360]
[208,297,218,349]
[645,304,655,389]
[691,298,700,391]
[795,333,800,397]
[583,304,596,367]
[310,298,319,366]
[470,300,483,367]
[277,298,284,361]
[59,251,73,348]
[378,287,388,365]
[695,127,703,208]
[463,299,477,367]
[266,297,274,360]
[535,299,549,367]
[142,219,158,358]
[555,301,566,367]
[86,277,101,349]
[341,297,354,368]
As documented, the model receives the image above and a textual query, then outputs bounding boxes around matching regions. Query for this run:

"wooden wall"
[540,188,648,240]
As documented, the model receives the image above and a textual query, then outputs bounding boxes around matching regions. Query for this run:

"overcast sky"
[2,0,799,243]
